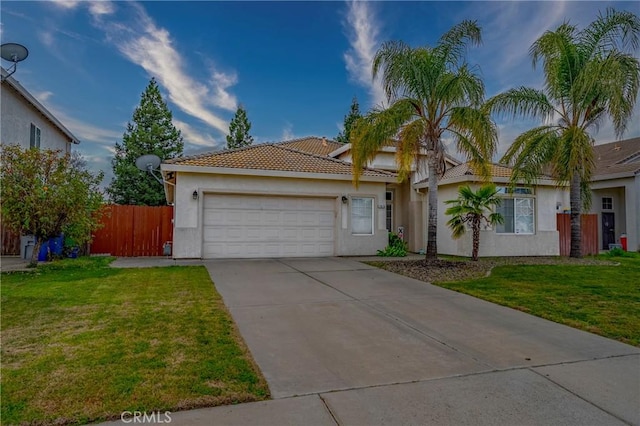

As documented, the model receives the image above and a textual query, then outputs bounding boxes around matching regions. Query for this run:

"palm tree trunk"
[569,173,582,258]
[426,156,438,261]
[472,220,480,261]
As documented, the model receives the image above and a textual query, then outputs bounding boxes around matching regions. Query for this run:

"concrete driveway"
[174,257,639,426]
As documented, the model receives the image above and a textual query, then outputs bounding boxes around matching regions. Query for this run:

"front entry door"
[602,212,615,249]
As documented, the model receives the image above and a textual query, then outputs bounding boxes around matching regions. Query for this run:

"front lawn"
[372,254,640,346]
[1,257,269,425]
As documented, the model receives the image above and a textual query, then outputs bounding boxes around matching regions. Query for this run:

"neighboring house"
[0,67,80,256]
[588,137,640,252]
[0,67,79,152]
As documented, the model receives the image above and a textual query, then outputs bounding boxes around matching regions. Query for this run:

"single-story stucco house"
[161,136,574,259]
[588,137,640,252]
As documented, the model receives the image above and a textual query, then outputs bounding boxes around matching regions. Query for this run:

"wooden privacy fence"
[91,205,173,257]
[1,223,20,256]
[557,213,598,256]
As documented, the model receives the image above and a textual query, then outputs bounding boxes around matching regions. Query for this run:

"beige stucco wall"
[436,183,567,257]
[1,84,71,152]
[171,172,388,258]
[590,176,638,252]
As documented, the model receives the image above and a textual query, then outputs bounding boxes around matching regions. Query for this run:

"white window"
[496,198,535,234]
[351,197,374,235]
[30,123,41,149]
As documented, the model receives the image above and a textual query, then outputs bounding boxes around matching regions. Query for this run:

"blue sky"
[2,1,639,186]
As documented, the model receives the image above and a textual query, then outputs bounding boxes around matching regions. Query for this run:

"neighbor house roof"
[165,143,397,178]
[592,137,640,179]
[1,68,80,144]
[276,136,343,156]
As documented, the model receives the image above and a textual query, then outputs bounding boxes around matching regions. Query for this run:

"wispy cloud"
[92,2,236,135]
[33,91,122,145]
[37,31,54,47]
[88,0,115,17]
[343,1,385,107]
[173,119,220,150]
[282,122,295,141]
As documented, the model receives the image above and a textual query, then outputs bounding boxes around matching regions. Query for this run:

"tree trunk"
[569,173,582,258]
[30,237,43,267]
[426,156,439,261]
[472,219,480,261]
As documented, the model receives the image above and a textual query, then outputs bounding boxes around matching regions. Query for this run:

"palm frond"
[350,100,414,186]
[579,7,640,59]
[436,20,482,67]
[447,106,497,179]
[501,125,561,185]
[486,87,556,121]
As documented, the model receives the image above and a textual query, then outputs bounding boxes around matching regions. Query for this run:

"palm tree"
[445,184,504,261]
[487,8,640,258]
[350,21,498,261]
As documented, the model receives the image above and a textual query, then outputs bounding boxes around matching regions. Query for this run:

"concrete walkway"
[101,257,639,425]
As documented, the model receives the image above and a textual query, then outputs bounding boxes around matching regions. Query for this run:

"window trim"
[351,196,375,236]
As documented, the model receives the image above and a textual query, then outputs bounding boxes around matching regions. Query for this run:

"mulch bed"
[368,256,615,283]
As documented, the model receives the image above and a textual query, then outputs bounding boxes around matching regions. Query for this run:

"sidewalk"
[0,256,31,272]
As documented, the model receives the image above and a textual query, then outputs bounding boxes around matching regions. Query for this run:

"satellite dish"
[1,43,29,63]
[135,154,161,172]
[1,43,29,81]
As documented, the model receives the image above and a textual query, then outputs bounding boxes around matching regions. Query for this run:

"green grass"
[433,253,640,347]
[1,257,269,425]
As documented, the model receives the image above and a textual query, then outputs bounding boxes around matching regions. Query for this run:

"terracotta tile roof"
[441,162,513,180]
[593,137,640,178]
[166,143,396,178]
[277,136,343,156]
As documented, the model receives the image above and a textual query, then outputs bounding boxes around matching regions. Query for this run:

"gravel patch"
[367,257,617,283]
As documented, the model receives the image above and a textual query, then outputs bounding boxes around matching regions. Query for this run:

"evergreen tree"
[336,97,361,144]
[226,105,254,149]
[108,78,183,206]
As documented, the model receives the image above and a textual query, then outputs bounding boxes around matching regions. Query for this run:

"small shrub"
[606,247,637,258]
[377,232,408,257]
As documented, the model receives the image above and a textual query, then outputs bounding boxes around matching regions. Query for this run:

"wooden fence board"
[557,213,598,256]
[91,205,173,257]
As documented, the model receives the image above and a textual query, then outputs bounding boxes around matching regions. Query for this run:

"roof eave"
[160,163,397,182]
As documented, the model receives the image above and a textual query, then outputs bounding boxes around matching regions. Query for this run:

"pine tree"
[336,97,361,144]
[226,105,254,149]
[108,78,183,206]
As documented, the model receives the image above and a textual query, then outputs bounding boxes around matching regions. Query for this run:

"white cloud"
[33,92,121,145]
[37,31,54,47]
[91,3,235,135]
[343,0,385,107]
[282,122,295,141]
[49,0,81,9]
[89,1,115,17]
[173,119,220,150]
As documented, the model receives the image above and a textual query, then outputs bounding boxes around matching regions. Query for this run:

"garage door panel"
[203,194,335,258]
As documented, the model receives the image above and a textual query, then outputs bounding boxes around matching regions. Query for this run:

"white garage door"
[203,194,335,258]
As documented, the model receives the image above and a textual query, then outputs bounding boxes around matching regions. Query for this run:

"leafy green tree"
[445,184,504,261]
[351,21,497,261]
[108,78,183,205]
[336,97,362,144]
[226,105,254,149]
[0,145,104,266]
[487,8,640,258]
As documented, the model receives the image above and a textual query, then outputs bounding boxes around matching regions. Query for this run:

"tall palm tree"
[487,8,640,258]
[351,21,497,261]
[445,184,504,261]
